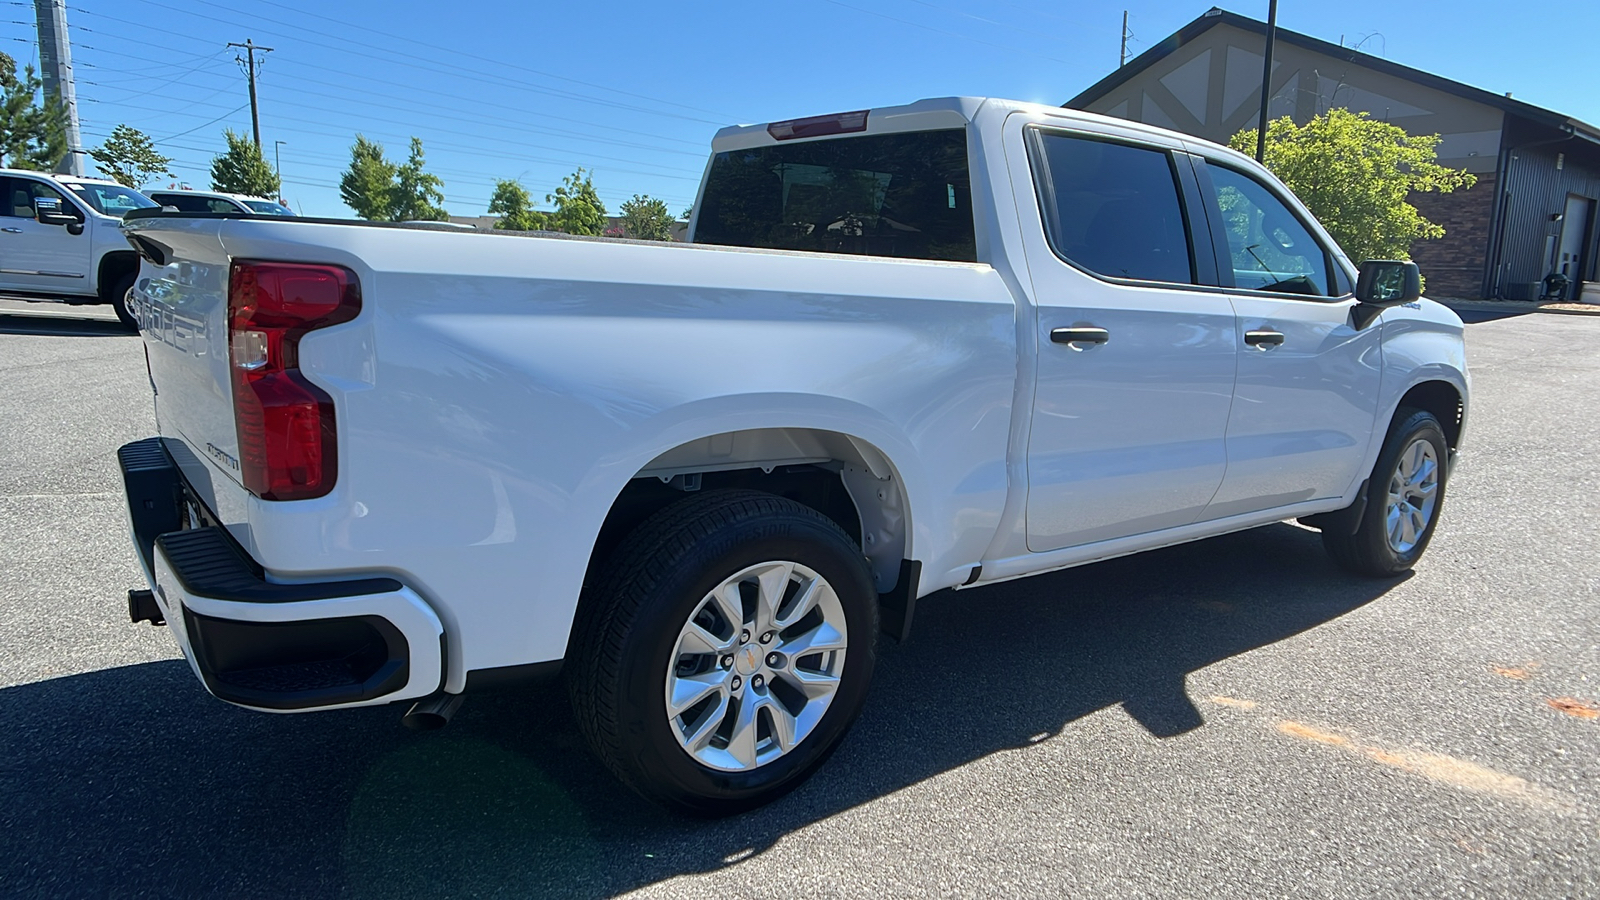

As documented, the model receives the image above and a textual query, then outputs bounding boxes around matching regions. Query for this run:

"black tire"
[1322,407,1450,577]
[108,271,137,328]
[567,489,878,815]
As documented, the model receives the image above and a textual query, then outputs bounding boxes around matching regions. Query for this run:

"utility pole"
[33,0,85,175]
[1119,11,1131,67]
[227,39,273,150]
[1254,0,1278,162]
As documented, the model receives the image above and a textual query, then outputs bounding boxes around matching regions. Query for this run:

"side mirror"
[33,196,80,229]
[1356,259,1421,304]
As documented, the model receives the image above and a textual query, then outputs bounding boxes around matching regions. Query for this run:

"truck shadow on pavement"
[0,523,1402,898]
[0,309,135,337]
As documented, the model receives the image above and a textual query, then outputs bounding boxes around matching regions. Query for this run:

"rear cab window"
[694,129,976,262]
[151,194,227,213]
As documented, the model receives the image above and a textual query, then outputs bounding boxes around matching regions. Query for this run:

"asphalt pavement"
[0,297,1594,898]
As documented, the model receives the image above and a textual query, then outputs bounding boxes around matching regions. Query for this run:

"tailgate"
[124,216,247,521]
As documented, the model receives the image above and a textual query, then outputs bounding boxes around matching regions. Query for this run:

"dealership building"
[1067,8,1600,301]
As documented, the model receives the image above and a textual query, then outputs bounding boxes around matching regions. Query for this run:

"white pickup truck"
[0,168,155,325]
[118,97,1467,814]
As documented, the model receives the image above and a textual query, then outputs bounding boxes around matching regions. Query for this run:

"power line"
[77,52,711,160]
[83,90,707,182]
[69,47,712,180]
[57,0,707,212]
[202,0,746,122]
[68,8,717,150]
[106,0,732,127]
[153,103,250,142]
[77,99,706,185]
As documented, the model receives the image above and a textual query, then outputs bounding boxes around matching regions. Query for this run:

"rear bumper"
[118,438,444,712]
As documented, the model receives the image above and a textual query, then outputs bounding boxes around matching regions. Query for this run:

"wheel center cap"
[734,645,762,677]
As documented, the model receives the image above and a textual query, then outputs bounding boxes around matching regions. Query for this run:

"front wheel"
[567,490,878,815]
[1322,407,1449,577]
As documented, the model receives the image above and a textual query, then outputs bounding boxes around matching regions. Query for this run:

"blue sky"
[11,0,1597,218]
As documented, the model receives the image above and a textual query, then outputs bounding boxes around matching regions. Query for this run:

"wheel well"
[98,251,139,303]
[585,428,910,595]
[1398,381,1463,447]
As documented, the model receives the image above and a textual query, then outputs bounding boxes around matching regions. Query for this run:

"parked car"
[117,97,1468,814]
[0,169,154,325]
[145,188,295,217]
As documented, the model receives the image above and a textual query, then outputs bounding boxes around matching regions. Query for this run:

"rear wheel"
[1322,407,1449,577]
[568,489,877,815]
[108,271,137,328]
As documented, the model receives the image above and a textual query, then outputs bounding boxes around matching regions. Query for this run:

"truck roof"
[709,96,1239,158]
[0,168,127,187]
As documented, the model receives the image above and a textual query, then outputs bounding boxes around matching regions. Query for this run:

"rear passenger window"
[1032,132,1194,284]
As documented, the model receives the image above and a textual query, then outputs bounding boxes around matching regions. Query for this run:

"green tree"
[488,179,546,231]
[89,123,171,188]
[546,168,607,235]
[0,52,65,170]
[391,137,448,221]
[619,193,674,240]
[1230,109,1476,263]
[209,128,280,197]
[339,134,399,220]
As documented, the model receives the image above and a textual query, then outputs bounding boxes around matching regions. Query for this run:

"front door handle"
[1050,326,1110,346]
[1,227,22,234]
[1244,329,1285,348]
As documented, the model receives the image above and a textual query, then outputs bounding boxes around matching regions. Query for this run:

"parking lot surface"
[1,297,1594,898]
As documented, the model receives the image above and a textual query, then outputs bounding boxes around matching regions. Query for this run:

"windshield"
[63,183,158,218]
[243,199,295,216]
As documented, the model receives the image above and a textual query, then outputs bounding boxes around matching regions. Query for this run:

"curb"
[1437,301,1600,318]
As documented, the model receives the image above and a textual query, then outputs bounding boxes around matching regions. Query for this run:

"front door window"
[1207,165,1332,296]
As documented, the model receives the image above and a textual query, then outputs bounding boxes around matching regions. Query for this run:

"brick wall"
[1408,172,1496,299]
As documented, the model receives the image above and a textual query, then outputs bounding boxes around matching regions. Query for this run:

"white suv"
[145,188,295,217]
[0,169,155,325]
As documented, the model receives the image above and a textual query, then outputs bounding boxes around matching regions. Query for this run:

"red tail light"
[227,260,360,500]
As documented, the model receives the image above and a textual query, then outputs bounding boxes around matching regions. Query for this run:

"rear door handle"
[1,227,21,234]
[1050,327,1110,346]
[1244,329,1285,348]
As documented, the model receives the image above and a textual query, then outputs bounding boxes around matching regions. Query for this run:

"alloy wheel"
[663,560,848,772]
